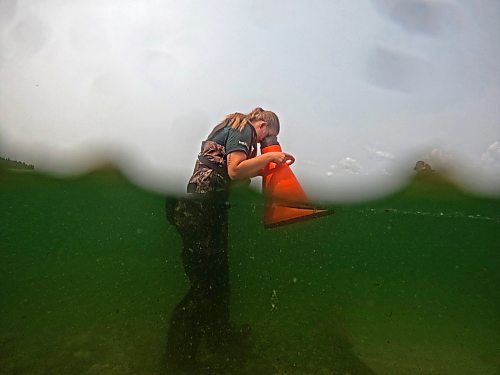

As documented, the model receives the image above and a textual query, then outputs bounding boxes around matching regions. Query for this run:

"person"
[164,107,294,372]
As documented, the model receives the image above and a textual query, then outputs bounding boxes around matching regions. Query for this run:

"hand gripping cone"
[261,139,331,228]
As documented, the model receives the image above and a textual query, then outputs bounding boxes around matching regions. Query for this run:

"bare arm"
[227,151,295,180]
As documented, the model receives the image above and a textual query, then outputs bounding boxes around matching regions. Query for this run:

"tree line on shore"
[0,156,35,170]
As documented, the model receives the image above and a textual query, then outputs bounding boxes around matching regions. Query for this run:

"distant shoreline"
[0,156,35,170]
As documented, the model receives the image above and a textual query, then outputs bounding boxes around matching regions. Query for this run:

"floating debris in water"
[270,289,278,311]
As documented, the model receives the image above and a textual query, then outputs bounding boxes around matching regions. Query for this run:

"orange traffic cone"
[261,138,331,228]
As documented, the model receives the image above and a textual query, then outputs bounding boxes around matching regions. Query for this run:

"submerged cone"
[261,140,331,228]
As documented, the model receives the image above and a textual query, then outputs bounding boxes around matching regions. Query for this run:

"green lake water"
[1,168,499,374]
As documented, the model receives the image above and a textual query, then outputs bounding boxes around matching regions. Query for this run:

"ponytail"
[224,112,248,131]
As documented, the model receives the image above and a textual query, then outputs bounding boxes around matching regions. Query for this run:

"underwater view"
[0,168,500,375]
[1,165,499,374]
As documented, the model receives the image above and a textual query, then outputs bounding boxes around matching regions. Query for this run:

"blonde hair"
[221,107,280,135]
[224,112,248,131]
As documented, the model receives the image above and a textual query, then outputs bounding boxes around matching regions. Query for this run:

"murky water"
[1,168,499,374]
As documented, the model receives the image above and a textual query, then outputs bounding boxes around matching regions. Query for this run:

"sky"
[1,0,499,201]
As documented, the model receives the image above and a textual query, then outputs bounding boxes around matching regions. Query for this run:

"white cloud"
[480,141,500,169]
[366,147,395,161]
[337,157,362,174]
[423,147,455,170]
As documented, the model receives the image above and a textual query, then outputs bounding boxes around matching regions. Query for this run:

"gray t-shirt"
[209,123,256,157]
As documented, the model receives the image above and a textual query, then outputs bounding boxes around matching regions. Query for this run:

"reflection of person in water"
[165,107,294,372]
